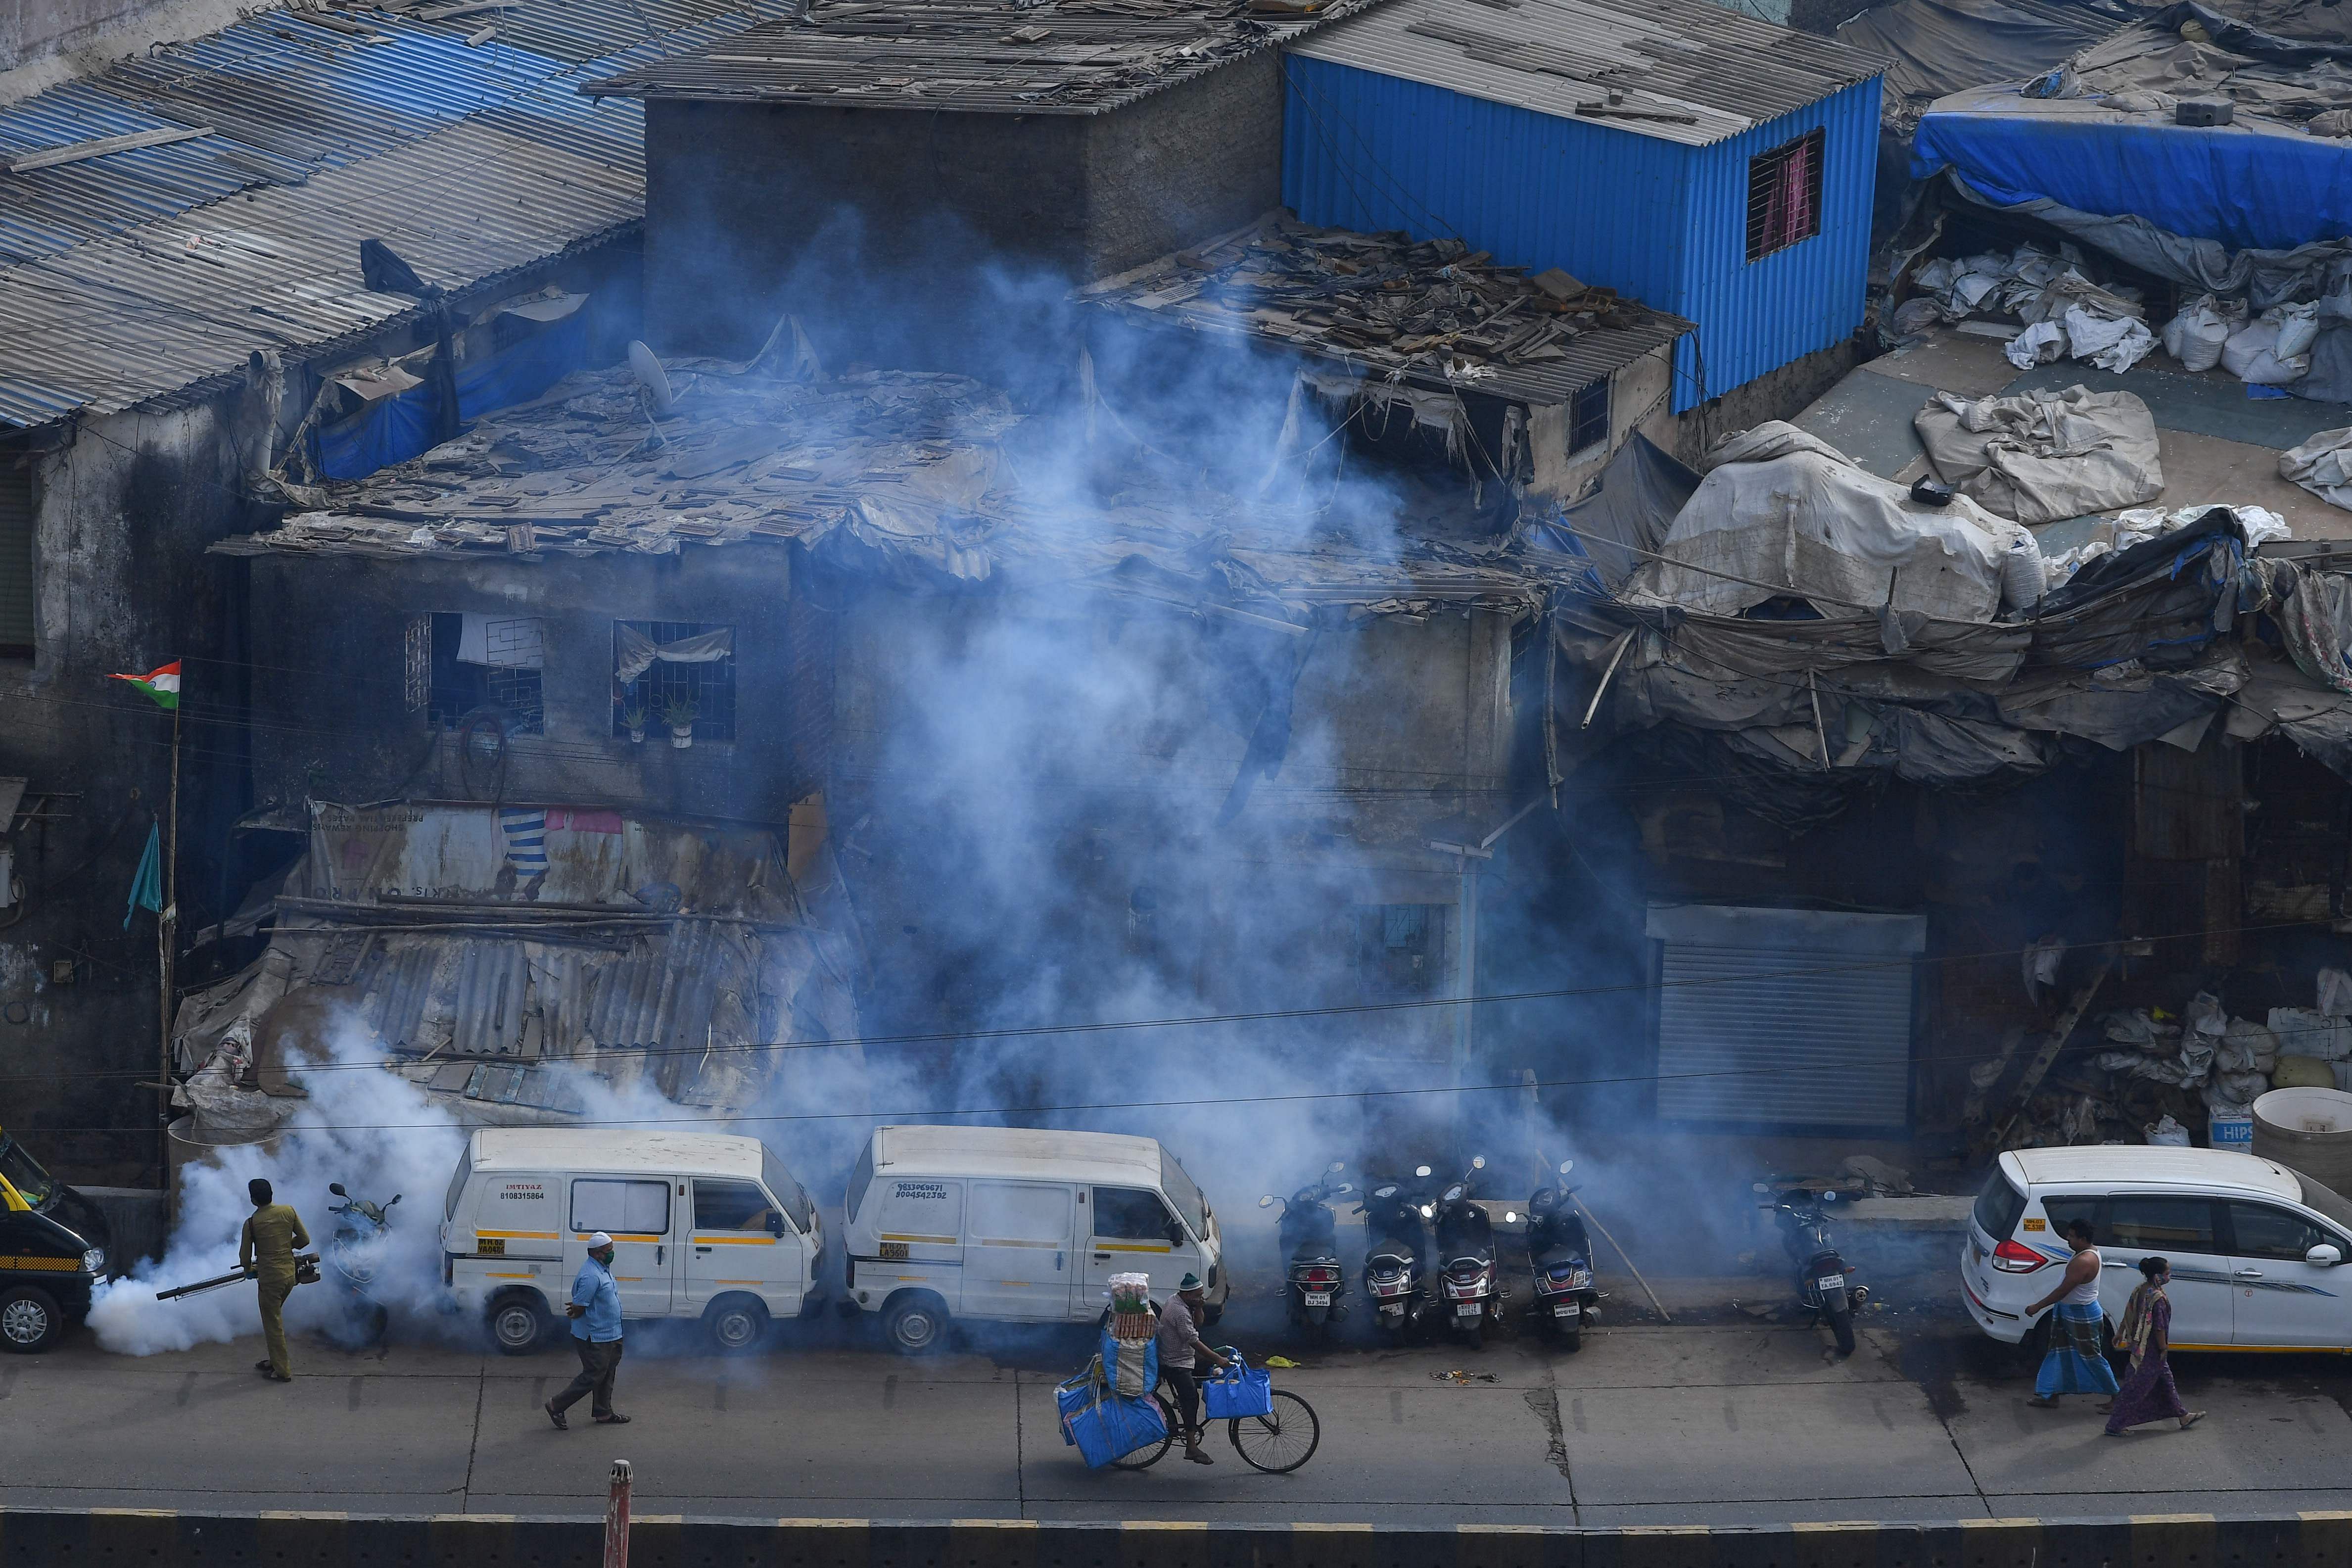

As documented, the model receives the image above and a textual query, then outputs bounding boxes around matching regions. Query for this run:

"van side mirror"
[2309,1243,2343,1267]
[767,1213,787,1237]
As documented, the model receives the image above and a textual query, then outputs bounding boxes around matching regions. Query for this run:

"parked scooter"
[1524,1159,1599,1349]
[1754,1182,1868,1355]
[1357,1166,1436,1343]
[1260,1162,1354,1341]
[324,1180,401,1347]
[1432,1157,1504,1346]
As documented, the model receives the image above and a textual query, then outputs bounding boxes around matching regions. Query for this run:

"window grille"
[614,620,736,741]
[0,465,32,659]
[1355,903,1449,998]
[1745,128,1826,263]
[1568,380,1610,456]
[426,612,544,735]
[403,615,430,713]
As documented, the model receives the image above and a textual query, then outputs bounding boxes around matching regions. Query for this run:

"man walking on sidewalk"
[546,1233,629,1429]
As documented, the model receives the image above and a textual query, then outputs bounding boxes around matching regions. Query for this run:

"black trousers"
[1165,1366,1200,1439]
[551,1336,622,1419]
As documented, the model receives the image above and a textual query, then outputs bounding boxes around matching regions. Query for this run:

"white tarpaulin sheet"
[1621,423,2033,622]
[1914,384,2165,525]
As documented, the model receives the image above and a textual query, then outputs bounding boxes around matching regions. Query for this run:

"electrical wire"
[2,913,2344,1091]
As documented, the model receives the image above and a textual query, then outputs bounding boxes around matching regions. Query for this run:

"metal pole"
[602,1459,632,1568]
[1571,1194,1672,1326]
[158,699,181,1194]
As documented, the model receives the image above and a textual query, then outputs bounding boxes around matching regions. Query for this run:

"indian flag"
[109,661,180,710]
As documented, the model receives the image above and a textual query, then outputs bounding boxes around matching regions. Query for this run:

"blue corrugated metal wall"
[1281,56,1882,412]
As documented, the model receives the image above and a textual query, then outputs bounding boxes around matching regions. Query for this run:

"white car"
[1961,1146,2352,1353]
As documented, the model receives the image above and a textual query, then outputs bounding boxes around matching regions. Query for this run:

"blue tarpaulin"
[1914,88,2352,252]
[316,309,591,480]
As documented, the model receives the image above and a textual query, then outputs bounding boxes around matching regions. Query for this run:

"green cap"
[1178,1272,1203,1291]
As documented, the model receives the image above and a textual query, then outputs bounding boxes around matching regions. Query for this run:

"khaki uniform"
[239,1203,310,1378]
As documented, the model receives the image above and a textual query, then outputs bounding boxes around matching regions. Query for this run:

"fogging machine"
[156,1254,321,1302]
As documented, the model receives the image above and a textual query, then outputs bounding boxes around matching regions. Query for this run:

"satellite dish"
[627,340,675,418]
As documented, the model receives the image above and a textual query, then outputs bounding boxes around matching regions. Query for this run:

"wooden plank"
[3,125,212,174]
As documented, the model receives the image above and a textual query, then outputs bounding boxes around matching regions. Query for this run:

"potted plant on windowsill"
[621,703,648,745]
[662,696,699,750]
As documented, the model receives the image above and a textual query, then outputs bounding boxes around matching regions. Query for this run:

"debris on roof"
[216,351,1602,615]
[583,0,1379,111]
[1287,0,1885,148]
[1083,217,1690,408]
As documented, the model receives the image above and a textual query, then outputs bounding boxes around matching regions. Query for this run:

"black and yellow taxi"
[0,1127,110,1353]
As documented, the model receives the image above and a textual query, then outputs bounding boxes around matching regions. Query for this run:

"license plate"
[1554,1303,1581,1318]
[1303,1291,1330,1306]
[1456,1304,1483,1318]
[1817,1274,1844,1291]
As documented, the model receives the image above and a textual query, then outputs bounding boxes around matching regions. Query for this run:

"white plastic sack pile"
[2062,305,2157,373]
[2222,306,2317,385]
[1916,244,2151,374]
[2160,294,2239,372]
[2283,426,2352,512]
[2042,503,2292,586]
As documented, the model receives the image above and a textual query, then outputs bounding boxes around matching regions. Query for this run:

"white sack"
[2283,426,2352,511]
[2223,318,2310,384]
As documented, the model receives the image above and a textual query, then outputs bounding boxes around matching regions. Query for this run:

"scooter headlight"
[1420,1205,1435,1219]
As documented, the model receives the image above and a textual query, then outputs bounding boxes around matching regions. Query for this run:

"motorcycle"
[1524,1159,1599,1350]
[1357,1165,1436,1343]
[1431,1156,1504,1346]
[1258,1161,1354,1341]
[1754,1182,1868,1356]
[324,1180,401,1347]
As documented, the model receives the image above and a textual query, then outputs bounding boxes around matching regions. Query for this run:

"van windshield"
[1972,1165,2025,1241]
[444,1146,472,1222]
[763,1148,815,1232]
[1161,1149,1206,1240]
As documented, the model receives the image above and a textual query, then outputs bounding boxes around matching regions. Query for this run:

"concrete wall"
[1527,344,1677,505]
[1,1504,2344,1567]
[2,0,186,72]
[643,56,1285,369]
[244,548,826,827]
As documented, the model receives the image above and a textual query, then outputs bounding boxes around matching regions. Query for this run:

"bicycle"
[1107,1348,1320,1474]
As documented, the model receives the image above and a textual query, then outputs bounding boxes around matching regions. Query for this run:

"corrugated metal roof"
[1287,0,1884,146]
[0,0,800,429]
[581,0,1382,113]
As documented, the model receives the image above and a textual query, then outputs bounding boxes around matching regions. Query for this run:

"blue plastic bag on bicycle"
[1202,1354,1273,1420]
[1057,1372,1169,1468]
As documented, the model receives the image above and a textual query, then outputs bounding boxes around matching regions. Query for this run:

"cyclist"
[1155,1273,1234,1465]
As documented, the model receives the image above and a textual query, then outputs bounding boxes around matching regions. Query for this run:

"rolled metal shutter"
[1647,904,1925,1129]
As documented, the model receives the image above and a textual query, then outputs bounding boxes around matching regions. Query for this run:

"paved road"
[5,1302,2352,1525]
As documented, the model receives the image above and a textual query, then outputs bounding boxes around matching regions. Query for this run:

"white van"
[841,1124,1227,1353]
[442,1128,823,1355]
[1961,1145,2352,1353]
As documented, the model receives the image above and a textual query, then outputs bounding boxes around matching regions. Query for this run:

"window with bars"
[1567,380,1610,456]
[1745,128,1825,263]
[614,620,736,741]
[0,463,32,660]
[426,612,544,735]
[1355,903,1449,998]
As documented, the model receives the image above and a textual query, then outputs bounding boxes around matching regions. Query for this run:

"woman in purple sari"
[2104,1256,2207,1436]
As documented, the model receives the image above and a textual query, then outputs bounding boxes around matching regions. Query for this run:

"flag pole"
[159,696,180,1197]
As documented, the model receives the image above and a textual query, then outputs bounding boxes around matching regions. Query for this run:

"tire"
[1826,1304,1856,1357]
[1559,1325,1583,1352]
[704,1295,770,1356]
[1462,1319,1484,1349]
[1229,1389,1319,1473]
[1108,1393,1179,1471]
[486,1291,550,1356]
[0,1286,60,1354]
[883,1293,947,1356]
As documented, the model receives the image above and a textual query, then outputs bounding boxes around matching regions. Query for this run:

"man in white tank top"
[2027,1219,2120,1407]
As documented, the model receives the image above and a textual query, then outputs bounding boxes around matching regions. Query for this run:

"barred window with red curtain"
[1745,128,1825,262]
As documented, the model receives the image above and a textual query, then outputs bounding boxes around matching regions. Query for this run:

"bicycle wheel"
[1228,1390,1319,1473]
[1107,1394,1178,1471]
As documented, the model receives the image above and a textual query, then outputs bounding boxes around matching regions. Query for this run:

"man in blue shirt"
[545,1232,628,1429]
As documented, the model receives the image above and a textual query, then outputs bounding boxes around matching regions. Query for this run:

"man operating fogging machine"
[240,1179,311,1382]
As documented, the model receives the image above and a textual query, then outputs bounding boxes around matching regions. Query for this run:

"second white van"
[442,1127,824,1354]
[841,1124,1227,1353]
